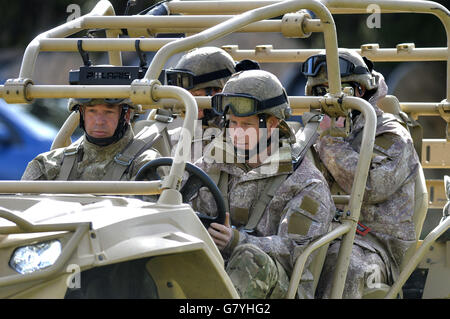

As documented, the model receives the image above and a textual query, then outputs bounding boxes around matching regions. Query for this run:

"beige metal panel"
[147,250,239,298]
[426,179,448,209]
[0,181,162,195]
[417,241,450,299]
[386,217,450,298]
[422,139,450,168]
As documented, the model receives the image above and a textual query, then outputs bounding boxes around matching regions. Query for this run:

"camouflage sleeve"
[317,132,415,203]
[224,163,335,273]
[21,149,64,180]
[21,159,47,180]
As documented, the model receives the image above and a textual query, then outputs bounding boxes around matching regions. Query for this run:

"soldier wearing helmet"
[166,46,260,161]
[191,70,335,298]
[21,98,160,181]
[302,49,420,298]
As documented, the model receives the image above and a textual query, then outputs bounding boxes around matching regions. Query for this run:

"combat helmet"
[166,47,236,92]
[212,69,292,124]
[303,48,378,100]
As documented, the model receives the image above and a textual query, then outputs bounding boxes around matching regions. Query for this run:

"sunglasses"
[301,55,369,77]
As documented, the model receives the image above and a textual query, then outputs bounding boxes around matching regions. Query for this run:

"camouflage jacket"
[192,134,336,277]
[21,126,160,181]
[316,106,420,281]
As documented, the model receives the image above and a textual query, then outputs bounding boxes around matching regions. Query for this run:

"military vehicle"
[0,0,448,299]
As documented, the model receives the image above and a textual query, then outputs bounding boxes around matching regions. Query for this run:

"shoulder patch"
[300,195,319,216]
[288,211,312,236]
[231,207,250,225]
[374,135,395,151]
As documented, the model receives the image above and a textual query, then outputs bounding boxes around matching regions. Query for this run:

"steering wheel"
[135,157,226,228]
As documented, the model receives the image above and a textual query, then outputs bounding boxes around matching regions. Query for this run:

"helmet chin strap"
[80,105,130,146]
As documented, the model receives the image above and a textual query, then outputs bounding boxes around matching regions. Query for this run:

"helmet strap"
[233,113,274,162]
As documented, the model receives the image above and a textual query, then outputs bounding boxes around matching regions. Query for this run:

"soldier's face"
[82,104,122,139]
[228,114,278,151]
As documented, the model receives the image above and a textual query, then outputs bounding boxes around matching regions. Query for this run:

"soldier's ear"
[267,115,279,130]
[125,108,132,123]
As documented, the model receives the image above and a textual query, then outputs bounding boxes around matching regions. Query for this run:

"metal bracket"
[397,43,415,53]
[3,78,34,104]
[130,78,160,105]
[319,95,348,118]
[281,10,312,38]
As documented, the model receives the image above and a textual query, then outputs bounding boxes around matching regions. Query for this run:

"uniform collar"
[204,131,293,181]
[82,125,134,156]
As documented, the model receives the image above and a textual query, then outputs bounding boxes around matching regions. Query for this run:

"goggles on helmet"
[301,54,370,77]
[311,82,361,97]
[211,92,288,117]
[75,98,128,107]
[166,68,232,90]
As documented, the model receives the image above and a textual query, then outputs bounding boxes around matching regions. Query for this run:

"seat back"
[400,163,428,269]
[377,95,402,116]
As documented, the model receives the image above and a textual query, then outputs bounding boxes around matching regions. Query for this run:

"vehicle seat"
[132,110,173,158]
[377,95,403,117]
[400,163,428,270]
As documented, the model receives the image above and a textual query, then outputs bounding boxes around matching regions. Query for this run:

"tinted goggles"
[301,55,369,77]
[211,92,287,117]
[166,68,232,90]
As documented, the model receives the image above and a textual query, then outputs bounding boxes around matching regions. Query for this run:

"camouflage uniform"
[21,126,159,181]
[307,51,420,298]
[193,134,335,298]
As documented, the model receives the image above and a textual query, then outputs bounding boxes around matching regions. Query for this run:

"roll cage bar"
[0,0,448,299]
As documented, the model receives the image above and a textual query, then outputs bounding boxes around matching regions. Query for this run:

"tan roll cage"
[0,0,448,299]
